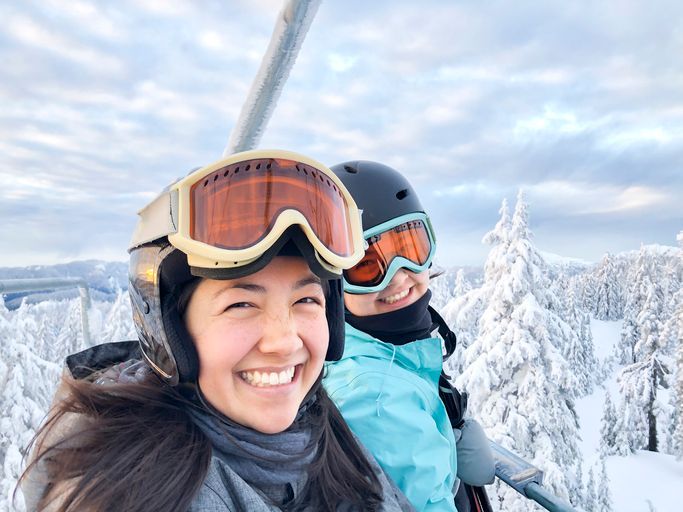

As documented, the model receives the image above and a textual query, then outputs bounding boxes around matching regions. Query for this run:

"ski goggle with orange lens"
[343,212,436,294]
[129,149,365,274]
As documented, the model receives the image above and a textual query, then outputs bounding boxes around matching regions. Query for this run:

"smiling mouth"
[379,288,410,305]
[240,366,296,387]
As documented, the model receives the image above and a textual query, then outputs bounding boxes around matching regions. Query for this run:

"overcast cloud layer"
[1,0,681,267]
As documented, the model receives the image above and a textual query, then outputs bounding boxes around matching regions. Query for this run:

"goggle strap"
[428,305,457,359]
[129,191,178,249]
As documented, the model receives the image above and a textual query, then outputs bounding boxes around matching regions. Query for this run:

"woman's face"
[184,256,329,434]
[343,268,430,317]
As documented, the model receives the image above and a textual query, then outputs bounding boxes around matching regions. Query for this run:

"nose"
[386,268,410,289]
[257,311,303,356]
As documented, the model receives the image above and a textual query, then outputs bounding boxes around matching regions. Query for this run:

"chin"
[248,410,299,434]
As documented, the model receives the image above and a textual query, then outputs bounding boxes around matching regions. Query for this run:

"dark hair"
[19,372,383,511]
[19,373,211,512]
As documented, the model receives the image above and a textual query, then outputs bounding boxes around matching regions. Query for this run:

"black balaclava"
[345,289,434,345]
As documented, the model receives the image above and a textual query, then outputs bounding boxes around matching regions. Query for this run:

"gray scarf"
[188,392,318,503]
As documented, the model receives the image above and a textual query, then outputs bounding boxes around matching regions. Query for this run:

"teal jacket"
[324,324,458,512]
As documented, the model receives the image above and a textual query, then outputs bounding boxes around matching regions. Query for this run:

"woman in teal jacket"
[323,161,495,512]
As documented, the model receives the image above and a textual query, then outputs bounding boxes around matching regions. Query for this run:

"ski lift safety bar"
[0,278,91,346]
[490,441,577,512]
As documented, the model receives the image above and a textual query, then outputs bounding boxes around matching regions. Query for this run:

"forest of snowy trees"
[439,192,682,511]
[0,195,681,511]
[0,290,136,511]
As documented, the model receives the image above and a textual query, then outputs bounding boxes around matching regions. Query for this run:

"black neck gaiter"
[345,289,434,345]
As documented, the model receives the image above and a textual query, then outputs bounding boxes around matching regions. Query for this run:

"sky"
[1,0,682,268]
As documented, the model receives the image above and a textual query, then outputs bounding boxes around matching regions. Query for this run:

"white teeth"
[380,288,410,304]
[241,366,296,387]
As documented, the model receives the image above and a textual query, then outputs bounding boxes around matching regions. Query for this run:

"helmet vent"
[343,165,358,174]
[396,189,409,200]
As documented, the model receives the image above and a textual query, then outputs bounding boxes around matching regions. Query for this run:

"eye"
[224,302,253,311]
[296,296,323,306]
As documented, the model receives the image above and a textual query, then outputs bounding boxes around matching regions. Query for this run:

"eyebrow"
[210,275,322,300]
[294,275,323,290]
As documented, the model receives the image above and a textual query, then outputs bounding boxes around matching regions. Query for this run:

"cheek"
[194,322,257,370]
[415,271,430,289]
[300,315,329,361]
[343,292,379,316]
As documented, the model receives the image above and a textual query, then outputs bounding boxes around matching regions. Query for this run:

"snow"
[605,451,683,512]
[577,318,683,512]
[539,250,594,268]
[590,318,622,360]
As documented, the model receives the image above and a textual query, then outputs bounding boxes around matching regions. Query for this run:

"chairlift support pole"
[491,441,577,512]
[0,278,92,346]
[223,0,321,155]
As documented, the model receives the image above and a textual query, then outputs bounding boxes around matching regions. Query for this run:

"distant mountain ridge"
[0,260,128,309]
[1,243,678,310]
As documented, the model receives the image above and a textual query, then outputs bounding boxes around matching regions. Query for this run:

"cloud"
[327,53,357,73]
[524,181,673,216]
[5,13,125,75]
[1,0,682,267]
[40,0,126,42]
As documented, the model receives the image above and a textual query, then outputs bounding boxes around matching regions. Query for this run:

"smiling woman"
[18,150,414,512]
[185,258,330,435]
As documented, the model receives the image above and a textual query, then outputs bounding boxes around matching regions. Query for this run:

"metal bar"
[525,483,577,512]
[223,0,322,155]
[0,278,92,346]
[0,277,89,293]
[491,441,577,512]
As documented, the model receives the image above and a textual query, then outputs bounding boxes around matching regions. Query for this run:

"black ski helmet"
[128,150,357,385]
[330,161,426,231]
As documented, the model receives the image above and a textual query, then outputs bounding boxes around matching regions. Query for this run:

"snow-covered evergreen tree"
[580,271,596,315]
[456,191,581,509]
[442,287,485,377]
[593,253,623,320]
[100,289,136,343]
[572,458,585,511]
[453,269,471,299]
[585,465,597,511]
[660,278,683,356]
[442,200,511,377]
[599,390,618,456]
[596,459,613,512]
[613,397,635,455]
[619,274,669,452]
[618,246,650,364]
[0,309,62,512]
[563,286,597,396]
[674,296,683,460]
[54,299,87,362]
